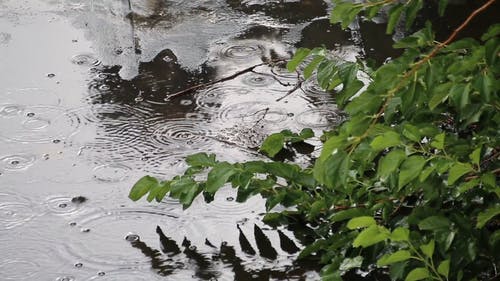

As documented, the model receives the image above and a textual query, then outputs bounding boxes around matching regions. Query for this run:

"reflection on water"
[0,0,407,279]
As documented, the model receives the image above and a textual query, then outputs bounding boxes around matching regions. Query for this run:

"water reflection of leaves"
[130,224,316,280]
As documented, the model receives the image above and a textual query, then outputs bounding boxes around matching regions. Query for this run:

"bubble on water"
[27,112,35,117]
[124,233,140,242]
[81,228,91,233]
[56,276,75,281]
[74,262,83,268]
[226,197,234,202]
[47,73,56,78]
[180,99,192,106]
[71,53,101,66]
[97,271,105,276]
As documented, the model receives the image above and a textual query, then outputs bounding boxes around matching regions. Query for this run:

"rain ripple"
[295,107,347,128]
[0,88,61,106]
[92,163,132,183]
[84,269,165,281]
[216,101,288,125]
[71,53,101,67]
[0,192,39,230]
[0,105,80,143]
[44,195,88,216]
[63,208,183,269]
[0,153,37,172]
[195,86,250,112]
[149,119,213,149]
[219,43,264,60]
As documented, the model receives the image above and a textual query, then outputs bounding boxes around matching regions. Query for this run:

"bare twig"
[167,59,286,99]
[276,71,303,102]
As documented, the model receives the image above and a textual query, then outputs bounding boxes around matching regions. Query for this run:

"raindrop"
[98,85,110,91]
[97,271,105,276]
[71,196,87,204]
[180,99,192,106]
[81,228,90,233]
[47,73,56,78]
[58,203,68,208]
[221,241,228,246]
[287,113,294,117]
[226,196,234,202]
[124,233,140,242]
[74,262,83,268]
[27,112,35,117]
[69,222,77,227]
[52,139,61,143]
[1,154,37,171]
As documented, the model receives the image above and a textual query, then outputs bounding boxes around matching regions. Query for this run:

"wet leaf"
[437,259,450,278]
[398,156,426,189]
[438,0,448,16]
[386,4,404,34]
[378,149,406,179]
[419,240,435,259]
[260,133,285,157]
[347,216,376,229]
[330,208,370,223]
[287,48,311,72]
[391,227,410,242]
[339,256,363,273]
[185,153,216,167]
[405,267,430,281]
[430,133,445,150]
[418,215,450,231]
[476,205,500,229]
[129,176,158,201]
[448,162,473,185]
[377,250,412,266]
[370,131,401,151]
[206,162,238,194]
[353,225,390,248]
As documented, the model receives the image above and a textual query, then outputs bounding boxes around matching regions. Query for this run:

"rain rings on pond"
[0,105,80,143]
[0,237,70,280]
[301,75,340,100]
[295,107,347,128]
[240,72,277,88]
[149,119,214,150]
[218,43,264,60]
[84,269,166,281]
[195,86,250,112]
[0,153,37,172]
[71,53,101,67]
[0,88,61,106]
[92,163,132,183]
[216,101,289,125]
[44,195,88,217]
[0,192,39,230]
[62,208,184,269]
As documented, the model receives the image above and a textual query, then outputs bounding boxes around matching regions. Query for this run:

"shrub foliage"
[130,1,499,280]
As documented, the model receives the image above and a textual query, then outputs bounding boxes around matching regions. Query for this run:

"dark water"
[0,0,423,280]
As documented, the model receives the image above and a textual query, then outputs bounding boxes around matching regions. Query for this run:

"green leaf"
[299,128,314,139]
[429,82,452,110]
[353,225,390,248]
[484,38,499,67]
[206,162,238,194]
[391,227,410,242]
[398,156,426,189]
[469,147,481,166]
[481,24,500,41]
[386,4,404,34]
[347,216,376,229]
[287,48,311,72]
[430,133,445,150]
[437,259,450,278]
[303,55,324,79]
[438,0,448,16]
[378,149,406,179]
[405,267,430,281]
[402,123,421,142]
[129,176,158,201]
[419,240,435,259]
[418,215,450,231]
[447,162,474,185]
[330,208,370,222]
[185,153,216,167]
[370,131,401,151]
[339,256,363,273]
[405,0,423,30]
[260,133,285,157]
[476,205,500,228]
[377,250,412,266]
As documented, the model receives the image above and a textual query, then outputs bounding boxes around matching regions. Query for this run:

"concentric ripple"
[0,238,69,280]
[295,108,346,128]
[217,101,288,124]
[0,105,80,143]
[195,86,250,112]
[149,119,213,149]
[0,154,37,171]
[301,76,337,97]
[92,163,132,183]
[44,195,87,216]
[71,53,101,66]
[219,44,263,60]
[0,88,61,106]
[85,269,165,281]
[63,208,183,269]
[241,73,276,87]
[0,192,39,230]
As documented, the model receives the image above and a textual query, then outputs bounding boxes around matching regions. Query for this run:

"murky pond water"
[0,0,401,280]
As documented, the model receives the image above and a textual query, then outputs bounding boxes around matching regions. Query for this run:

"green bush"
[130,1,499,280]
